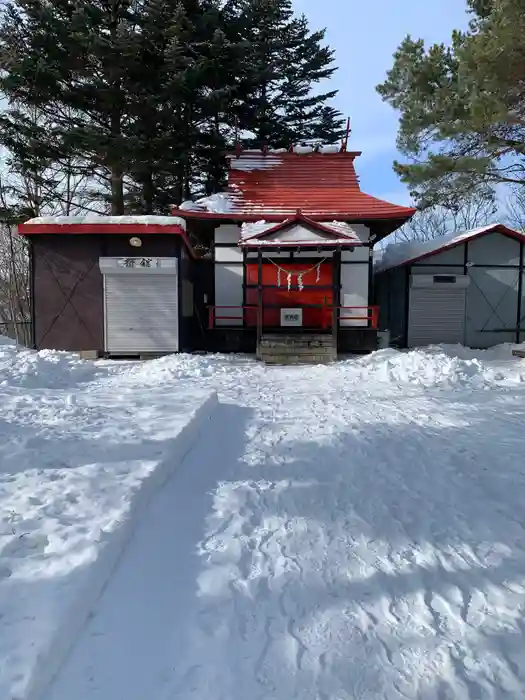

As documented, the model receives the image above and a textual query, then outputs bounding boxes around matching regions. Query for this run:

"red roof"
[17,216,197,258]
[174,151,416,226]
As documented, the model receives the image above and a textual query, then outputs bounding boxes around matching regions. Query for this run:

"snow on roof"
[227,153,284,172]
[226,144,347,170]
[324,221,363,240]
[172,151,415,234]
[225,152,415,222]
[293,145,315,154]
[178,193,233,214]
[239,218,363,245]
[228,143,341,156]
[24,215,187,229]
[376,223,523,271]
[318,144,340,154]
[240,220,277,239]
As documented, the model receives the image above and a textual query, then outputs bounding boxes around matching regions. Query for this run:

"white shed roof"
[24,215,187,229]
[377,223,525,271]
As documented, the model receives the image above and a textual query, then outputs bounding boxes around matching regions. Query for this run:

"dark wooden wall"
[31,234,183,352]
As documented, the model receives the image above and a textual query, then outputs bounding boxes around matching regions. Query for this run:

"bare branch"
[393,194,497,243]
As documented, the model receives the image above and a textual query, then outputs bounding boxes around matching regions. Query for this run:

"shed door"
[103,270,179,353]
[408,275,468,347]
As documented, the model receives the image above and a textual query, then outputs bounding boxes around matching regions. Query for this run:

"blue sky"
[292,0,470,207]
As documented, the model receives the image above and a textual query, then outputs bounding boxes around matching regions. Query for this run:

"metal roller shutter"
[104,274,179,353]
[408,285,466,347]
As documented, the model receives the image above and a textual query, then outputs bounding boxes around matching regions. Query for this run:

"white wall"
[215,246,243,262]
[265,224,328,242]
[214,225,243,325]
[214,224,240,244]
[342,224,369,243]
[340,247,370,327]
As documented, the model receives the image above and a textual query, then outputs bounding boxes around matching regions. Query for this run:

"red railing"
[208,305,256,328]
[208,305,379,329]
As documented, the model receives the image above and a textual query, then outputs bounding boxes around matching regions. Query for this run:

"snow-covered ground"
[0,341,216,700]
[2,340,525,700]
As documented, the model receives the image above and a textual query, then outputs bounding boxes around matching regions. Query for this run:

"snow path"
[43,349,525,700]
[0,342,216,700]
[44,403,249,700]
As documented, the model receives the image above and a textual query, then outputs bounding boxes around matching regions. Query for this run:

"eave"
[17,222,198,259]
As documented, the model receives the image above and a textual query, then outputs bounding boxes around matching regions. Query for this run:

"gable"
[263,223,335,243]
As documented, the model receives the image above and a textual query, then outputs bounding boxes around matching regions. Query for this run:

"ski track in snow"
[37,346,525,700]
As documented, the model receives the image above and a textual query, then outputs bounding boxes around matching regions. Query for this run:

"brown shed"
[18,216,196,356]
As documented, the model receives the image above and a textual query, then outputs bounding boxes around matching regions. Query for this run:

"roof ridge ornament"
[341,117,351,153]
[234,116,242,157]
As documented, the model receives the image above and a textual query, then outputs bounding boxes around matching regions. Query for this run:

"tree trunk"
[110,164,124,214]
[109,4,124,217]
[141,170,154,213]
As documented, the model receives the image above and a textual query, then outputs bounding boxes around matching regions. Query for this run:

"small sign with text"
[280,308,303,327]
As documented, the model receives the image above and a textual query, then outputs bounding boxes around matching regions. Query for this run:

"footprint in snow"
[2,533,49,558]
[0,564,12,580]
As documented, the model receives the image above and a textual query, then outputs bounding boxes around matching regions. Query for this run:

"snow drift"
[117,341,525,392]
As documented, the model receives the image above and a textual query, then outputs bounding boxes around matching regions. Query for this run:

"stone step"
[260,336,333,345]
[257,333,336,365]
[260,345,335,356]
[261,334,332,344]
[259,343,334,352]
[260,338,333,348]
[260,354,336,365]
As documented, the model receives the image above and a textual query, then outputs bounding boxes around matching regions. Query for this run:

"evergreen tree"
[376,0,525,210]
[0,0,344,213]
[0,0,143,214]
[223,0,344,149]
[124,0,236,211]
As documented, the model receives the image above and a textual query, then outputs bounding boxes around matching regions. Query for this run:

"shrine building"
[18,145,416,361]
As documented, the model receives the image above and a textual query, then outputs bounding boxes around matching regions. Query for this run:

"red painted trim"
[171,207,416,223]
[394,224,525,268]
[208,304,379,329]
[239,240,363,248]
[240,213,359,243]
[178,230,198,259]
[17,222,198,259]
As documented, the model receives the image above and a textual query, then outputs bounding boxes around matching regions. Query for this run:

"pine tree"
[376,0,525,209]
[0,0,144,214]
[124,0,240,211]
[223,0,344,149]
[0,0,343,213]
